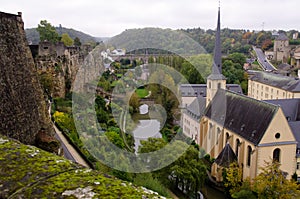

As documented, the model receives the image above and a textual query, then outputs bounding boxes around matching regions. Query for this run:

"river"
[133,104,226,199]
[132,119,161,152]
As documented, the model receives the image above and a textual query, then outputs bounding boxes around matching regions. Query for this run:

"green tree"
[170,145,207,198]
[39,72,54,95]
[129,92,140,113]
[61,33,74,46]
[138,139,207,198]
[105,131,125,149]
[37,20,60,43]
[74,37,82,46]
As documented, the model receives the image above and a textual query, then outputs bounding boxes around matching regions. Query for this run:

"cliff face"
[0,12,58,152]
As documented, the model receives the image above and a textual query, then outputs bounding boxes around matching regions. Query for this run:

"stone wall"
[34,42,87,98]
[0,11,58,152]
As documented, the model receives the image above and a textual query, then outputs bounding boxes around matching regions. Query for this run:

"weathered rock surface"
[0,11,58,152]
[0,135,166,199]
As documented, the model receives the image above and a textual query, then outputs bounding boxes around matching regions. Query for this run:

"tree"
[225,160,300,199]
[39,72,54,95]
[129,92,140,113]
[138,139,207,198]
[105,131,125,149]
[74,37,82,46]
[262,39,273,51]
[253,160,300,199]
[134,65,143,77]
[37,20,60,43]
[224,162,243,196]
[61,33,74,46]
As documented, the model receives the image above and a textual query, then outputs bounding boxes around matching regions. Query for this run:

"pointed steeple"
[206,3,226,106]
[213,6,222,74]
[208,4,226,79]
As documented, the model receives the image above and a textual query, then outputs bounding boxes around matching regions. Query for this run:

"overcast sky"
[2,0,299,37]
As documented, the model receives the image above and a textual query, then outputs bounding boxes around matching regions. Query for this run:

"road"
[49,103,90,168]
[53,124,90,168]
[253,46,277,71]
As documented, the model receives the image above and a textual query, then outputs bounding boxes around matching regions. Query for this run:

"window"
[218,83,221,89]
[297,162,300,170]
[273,148,280,162]
[247,146,252,166]
[209,82,212,89]
[209,123,213,139]
[216,128,221,144]
[236,139,240,159]
[226,133,230,142]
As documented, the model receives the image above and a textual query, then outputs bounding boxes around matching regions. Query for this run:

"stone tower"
[206,6,226,106]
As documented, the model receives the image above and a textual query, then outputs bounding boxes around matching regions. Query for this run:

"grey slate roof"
[264,99,300,121]
[265,98,300,148]
[214,143,237,168]
[180,84,243,97]
[180,84,206,97]
[276,33,289,41]
[204,89,279,145]
[289,122,300,150]
[185,96,206,121]
[250,71,300,92]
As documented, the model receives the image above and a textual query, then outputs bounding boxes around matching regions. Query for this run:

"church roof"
[185,96,206,121]
[204,89,279,145]
[249,71,300,92]
[180,84,243,97]
[214,143,237,168]
[265,98,300,148]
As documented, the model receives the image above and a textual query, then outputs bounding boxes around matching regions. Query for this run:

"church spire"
[206,3,226,106]
[212,5,222,74]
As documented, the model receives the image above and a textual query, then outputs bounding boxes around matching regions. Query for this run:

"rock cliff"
[0,11,58,152]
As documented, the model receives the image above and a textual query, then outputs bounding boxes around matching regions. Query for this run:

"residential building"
[291,46,300,68]
[182,96,206,144]
[248,70,300,100]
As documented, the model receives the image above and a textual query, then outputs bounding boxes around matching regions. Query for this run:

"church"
[181,6,299,181]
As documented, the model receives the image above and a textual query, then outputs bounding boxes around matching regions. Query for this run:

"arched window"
[226,133,229,142]
[273,148,281,162]
[236,139,240,159]
[216,128,221,144]
[209,82,212,89]
[218,83,221,89]
[247,146,252,166]
[209,123,213,139]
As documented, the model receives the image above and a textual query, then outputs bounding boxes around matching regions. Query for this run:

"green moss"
[0,135,168,199]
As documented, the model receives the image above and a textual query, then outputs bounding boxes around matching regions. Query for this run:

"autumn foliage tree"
[253,160,300,199]
[224,160,300,199]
